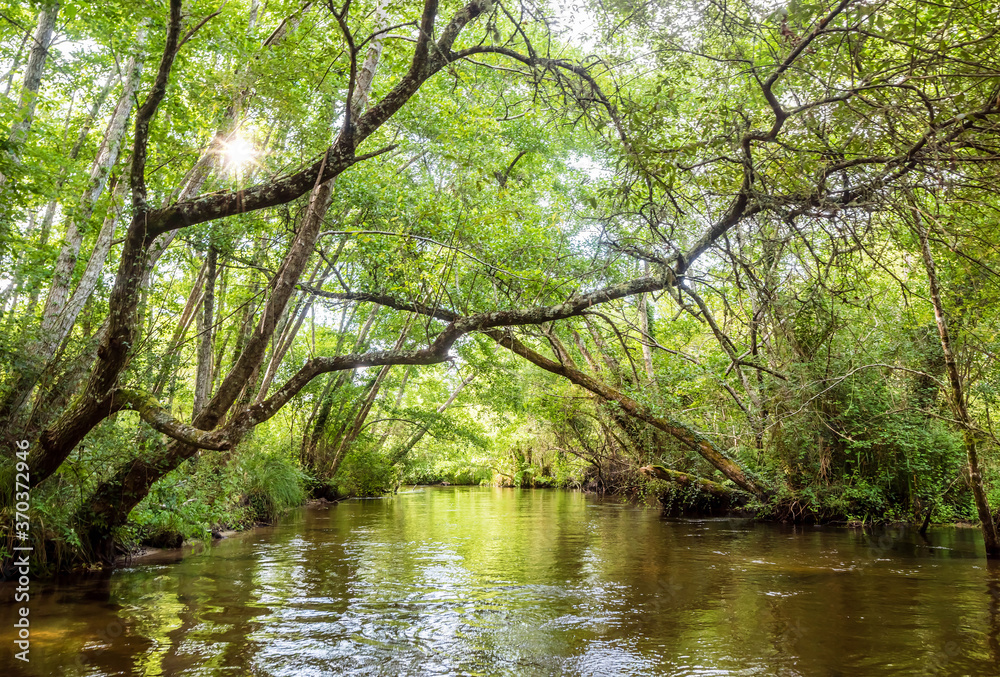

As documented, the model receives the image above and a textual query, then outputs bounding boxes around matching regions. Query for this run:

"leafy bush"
[335,447,398,496]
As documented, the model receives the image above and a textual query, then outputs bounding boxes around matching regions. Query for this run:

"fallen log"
[639,465,748,505]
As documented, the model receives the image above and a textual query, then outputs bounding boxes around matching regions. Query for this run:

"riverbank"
[5,479,993,580]
[111,488,994,570]
[113,498,343,568]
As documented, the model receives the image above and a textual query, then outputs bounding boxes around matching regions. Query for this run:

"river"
[3,486,999,675]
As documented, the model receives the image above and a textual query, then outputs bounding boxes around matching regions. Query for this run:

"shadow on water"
[3,487,1000,676]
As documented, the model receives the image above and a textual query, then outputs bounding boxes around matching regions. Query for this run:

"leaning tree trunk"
[918,223,1000,559]
[0,32,29,97]
[192,247,217,417]
[372,366,413,451]
[637,261,657,386]
[20,73,116,318]
[0,2,61,321]
[639,465,747,502]
[254,257,336,403]
[41,25,147,324]
[326,320,412,476]
[1,1,60,186]
[152,261,208,396]
[302,306,379,468]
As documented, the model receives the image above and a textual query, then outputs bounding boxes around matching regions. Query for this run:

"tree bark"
[2,2,60,170]
[26,0,184,486]
[193,247,217,417]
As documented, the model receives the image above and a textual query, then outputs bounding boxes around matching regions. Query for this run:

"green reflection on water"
[3,486,999,676]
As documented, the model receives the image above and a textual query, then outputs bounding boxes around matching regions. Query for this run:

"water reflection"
[988,561,1000,668]
[2,487,999,676]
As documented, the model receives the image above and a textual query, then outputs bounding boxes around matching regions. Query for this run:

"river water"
[3,486,999,676]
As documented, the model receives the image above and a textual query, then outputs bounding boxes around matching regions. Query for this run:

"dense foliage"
[1,0,999,569]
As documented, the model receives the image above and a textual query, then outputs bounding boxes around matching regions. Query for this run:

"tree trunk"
[639,464,746,501]
[373,366,412,451]
[70,5,393,557]
[254,258,335,403]
[193,247,217,417]
[152,261,208,397]
[25,3,186,487]
[303,306,378,467]
[918,223,1000,559]
[1,32,29,97]
[42,27,147,329]
[22,73,116,317]
[327,320,411,475]
[2,2,60,171]
[638,262,657,384]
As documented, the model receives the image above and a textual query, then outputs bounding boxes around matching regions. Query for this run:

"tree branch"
[131,0,182,213]
[116,389,232,450]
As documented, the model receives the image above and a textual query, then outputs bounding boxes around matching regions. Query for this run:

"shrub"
[335,447,398,497]
[238,450,308,522]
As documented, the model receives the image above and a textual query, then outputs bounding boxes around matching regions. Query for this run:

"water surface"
[3,486,999,675]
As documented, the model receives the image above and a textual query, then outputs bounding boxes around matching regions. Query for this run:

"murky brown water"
[3,486,999,676]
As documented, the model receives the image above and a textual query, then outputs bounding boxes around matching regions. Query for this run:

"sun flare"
[222,135,257,171]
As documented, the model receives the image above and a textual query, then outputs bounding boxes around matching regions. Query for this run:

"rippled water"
[3,486,1000,676]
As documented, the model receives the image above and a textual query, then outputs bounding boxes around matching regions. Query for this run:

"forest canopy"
[1,0,1000,565]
